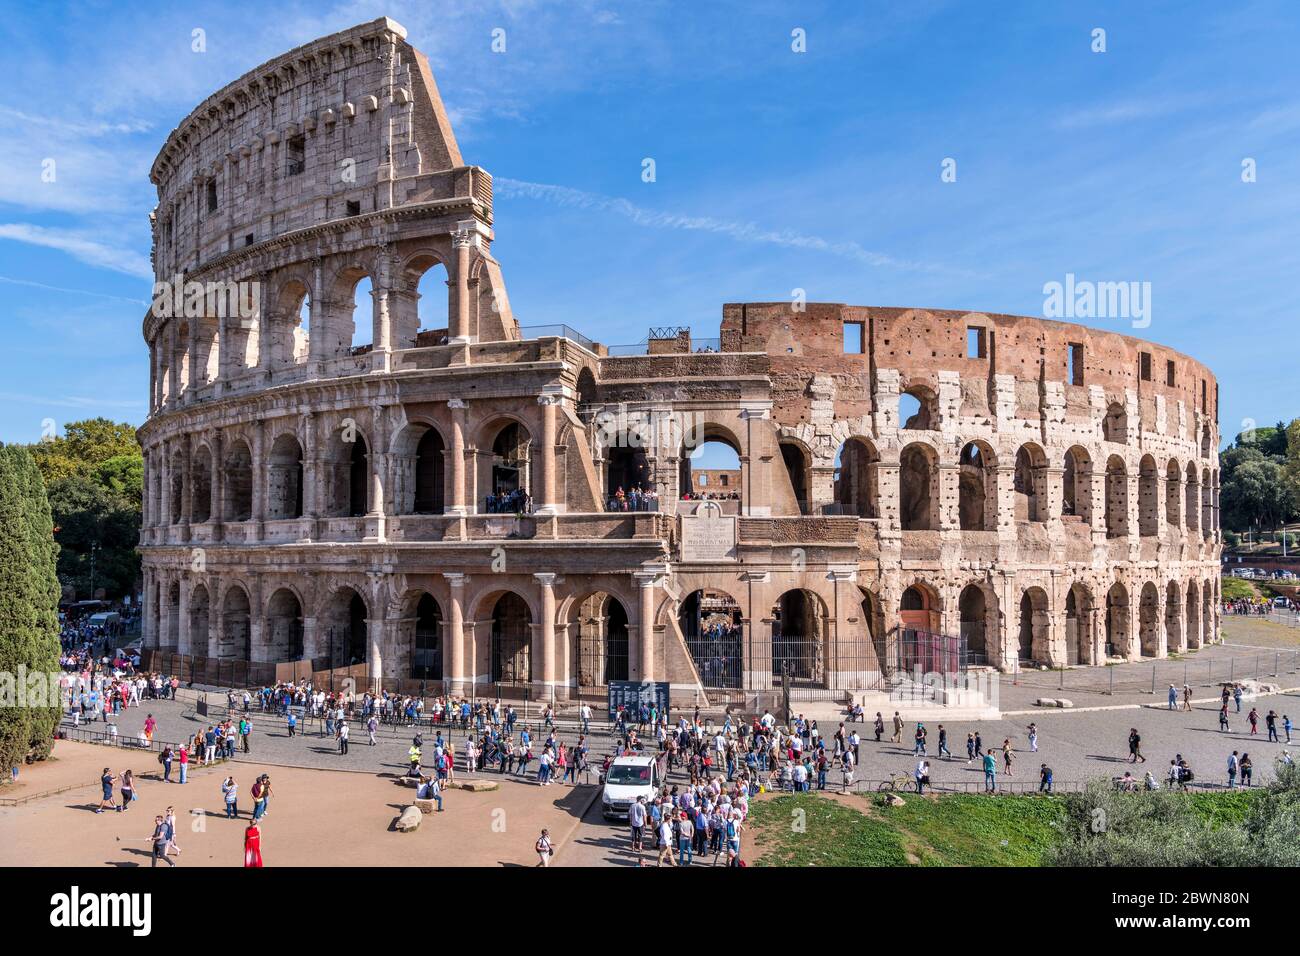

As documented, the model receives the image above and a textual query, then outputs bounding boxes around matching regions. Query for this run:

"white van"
[600,753,663,820]
[87,612,120,628]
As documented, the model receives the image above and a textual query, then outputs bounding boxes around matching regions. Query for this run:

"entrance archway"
[1018,587,1049,664]
[771,589,826,686]
[490,592,532,684]
[412,593,443,680]
[1139,582,1161,658]
[573,592,630,686]
[678,589,742,688]
[959,584,992,665]
[1106,582,1130,658]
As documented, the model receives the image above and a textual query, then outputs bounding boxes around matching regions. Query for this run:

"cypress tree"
[0,445,62,772]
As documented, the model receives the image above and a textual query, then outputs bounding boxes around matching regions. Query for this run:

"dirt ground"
[0,740,594,867]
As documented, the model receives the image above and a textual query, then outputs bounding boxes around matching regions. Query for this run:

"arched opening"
[414,428,445,514]
[900,583,940,633]
[1165,459,1181,528]
[189,584,210,654]
[1105,582,1129,658]
[1138,455,1159,537]
[267,434,304,520]
[1103,401,1128,443]
[771,589,826,686]
[1105,455,1129,538]
[833,437,879,518]
[1201,425,1212,460]
[679,588,742,688]
[859,588,885,676]
[223,440,253,522]
[349,275,373,350]
[271,280,311,368]
[324,427,370,518]
[899,386,936,430]
[574,592,630,686]
[191,448,212,523]
[1202,582,1213,645]
[1138,582,1161,658]
[1186,581,1202,650]
[1185,463,1200,535]
[959,442,995,531]
[1065,584,1093,665]
[264,588,305,662]
[605,445,652,510]
[394,253,450,350]
[959,584,991,665]
[1014,444,1048,523]
[575,367,598,411]
[490,592,532,684]
[319,588,368,668]
[899,443,937,531]
[1062,445,1093,525]
[219,586,251,660]
[1018,588,1049,664]
[779,441,811,515]
[349,436,369,517]
[412,594,443,680]
[487,421,531,510]
[679,433,741,502]
[1165,581,1182,653]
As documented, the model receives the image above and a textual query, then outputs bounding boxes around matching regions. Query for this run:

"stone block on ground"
[453,778,500,792]
[1056,698,1073,708]
[396,805,422,831]
[413,798,436,814]
[1036,698,1058,707]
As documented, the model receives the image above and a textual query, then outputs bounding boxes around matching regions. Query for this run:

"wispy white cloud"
[495,177,966,274]
[0,224,153,278]
[1052,97,1197,131]
[0,275,149,306]
[0,391,144,411]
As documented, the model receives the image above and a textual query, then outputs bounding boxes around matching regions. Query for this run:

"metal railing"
[517,324,596,350]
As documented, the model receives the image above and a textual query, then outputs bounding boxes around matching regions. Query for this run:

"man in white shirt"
[628,796,647,851]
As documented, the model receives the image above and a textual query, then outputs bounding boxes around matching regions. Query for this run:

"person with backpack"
[149,815,175,868]
[159,745,174,783]
[239,716,251,753]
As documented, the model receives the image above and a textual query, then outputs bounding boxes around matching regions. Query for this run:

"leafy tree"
[1220,457,1294,531]
[47,477,140,600]
[23,419,142,601]
[0,446,62,770]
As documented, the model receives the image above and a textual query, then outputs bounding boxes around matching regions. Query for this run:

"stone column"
[308,257,325,376]
[186,319,200,397]
[367,614,384,693]
[210,429,224,541]
[302,412,320,540]
[159,441,172,536]
[534,573,557,698]
[634,570,659,681]
[443,573,467,692]
[366,404,388,542]
[141,570,155,649]
[216,314,230,392]
[447,399,470,514]
[166,321,179,408]
[302,616,320,664]
[179,435,192,534]
[176,575,191,656]
[451,228,473,344]
[535,391,563,515]
[738,404,771,516]
[372,244,392,372]
[251,420,265,541]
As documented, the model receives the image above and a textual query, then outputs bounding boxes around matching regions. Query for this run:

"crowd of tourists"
[484,488,533,514]
[1224,595,1296,615]
[606,484,660,512]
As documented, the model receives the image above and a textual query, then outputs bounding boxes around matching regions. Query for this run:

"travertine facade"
[139,19,1221,704]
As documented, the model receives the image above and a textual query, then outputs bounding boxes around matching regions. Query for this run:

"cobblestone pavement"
[68,617,1300,796]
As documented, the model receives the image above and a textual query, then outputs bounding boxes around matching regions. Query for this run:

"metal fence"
[1008,647,1300,697]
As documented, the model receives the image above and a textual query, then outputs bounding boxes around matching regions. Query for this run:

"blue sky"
[1,0,1297,447]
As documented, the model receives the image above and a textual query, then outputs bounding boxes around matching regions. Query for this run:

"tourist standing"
[535,828,554,867]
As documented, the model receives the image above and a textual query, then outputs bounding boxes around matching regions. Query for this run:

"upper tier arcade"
[142,17,515,413]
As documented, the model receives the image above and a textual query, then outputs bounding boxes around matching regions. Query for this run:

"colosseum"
[138,18,1222,712]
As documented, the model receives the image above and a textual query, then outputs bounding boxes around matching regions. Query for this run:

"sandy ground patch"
[0,741,594,867]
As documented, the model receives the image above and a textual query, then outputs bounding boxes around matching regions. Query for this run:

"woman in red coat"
[243,823,263,868]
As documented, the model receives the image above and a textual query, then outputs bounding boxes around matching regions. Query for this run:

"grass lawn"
[747,789,1260,866]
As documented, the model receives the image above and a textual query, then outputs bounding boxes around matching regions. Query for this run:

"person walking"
[1039,763,1053,793]
[1128,728,1146,763]
[1027,723,1039,753]
[1266,710,1279,743]
[337,720,349,755]
[1247,707,1259,736]
[1284,714,1293,744]
[149,815,175,868]
[1167,684,1178,710]
[982,750,997,792]
[120,769,137,810]
[239,716,251,753]
[1002,740,1015,776]
[367,713,379,746]
[656,815,677,867]
[164,807,181,858]
[1219,705,1230,732]
[915,758,930,794]
[286,710,297,737]
[1182,685,1193,712]
[628,796,647,852]
[1233,685,1243,713]
[966,732,976,763]
[1227,751,1239,789]
[873,712,884,742]
[535,828,554,867]
[891,711,903,744]
[96,768,118,814]
[840,750,854,793]
[160,745,173,783]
